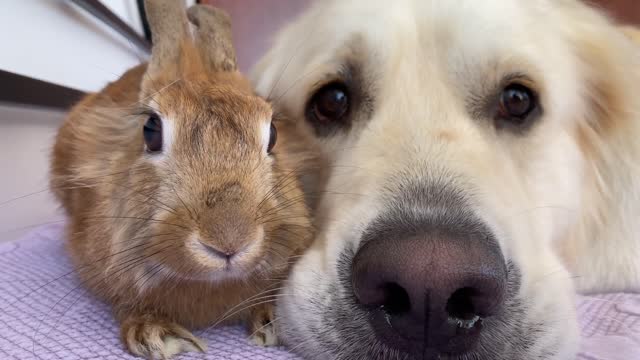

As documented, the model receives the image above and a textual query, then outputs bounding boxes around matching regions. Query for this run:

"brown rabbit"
[49,1,313,358]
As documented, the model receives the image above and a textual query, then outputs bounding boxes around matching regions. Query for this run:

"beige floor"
[0,105,66,243]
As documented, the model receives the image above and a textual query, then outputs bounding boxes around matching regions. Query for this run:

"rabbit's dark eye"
[143,115,162,153]
[267,122,277,153]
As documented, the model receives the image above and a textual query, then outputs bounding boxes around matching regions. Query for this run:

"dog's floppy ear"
[620,25,640,45]
[564,2,640,219]
[563,5,640,137]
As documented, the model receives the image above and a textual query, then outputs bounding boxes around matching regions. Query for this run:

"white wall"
[102,0,145,35]
[0,105,66,243]
[0,1,148,241]
[0,1,201,243]
[0,0,146,92]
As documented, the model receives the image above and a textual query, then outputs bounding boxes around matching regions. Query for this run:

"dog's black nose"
[351,225,507,356]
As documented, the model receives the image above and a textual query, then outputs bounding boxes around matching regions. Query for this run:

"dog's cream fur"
[251,1,640,358]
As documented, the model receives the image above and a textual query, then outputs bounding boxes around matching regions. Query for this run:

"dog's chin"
[276,244,579,360]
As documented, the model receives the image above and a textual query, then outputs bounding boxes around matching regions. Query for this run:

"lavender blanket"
[0,224,638,359]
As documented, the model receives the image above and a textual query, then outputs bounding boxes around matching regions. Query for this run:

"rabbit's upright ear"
[187,5,238,72]
[143,0,190,76]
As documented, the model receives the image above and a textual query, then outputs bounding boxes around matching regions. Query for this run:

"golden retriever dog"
[251,0,640,359]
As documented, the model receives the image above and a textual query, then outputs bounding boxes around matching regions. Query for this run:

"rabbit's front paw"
[249,303,278,346]
[121,315,206,359]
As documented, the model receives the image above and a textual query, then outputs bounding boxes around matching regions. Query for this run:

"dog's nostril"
[446,287,484,330]
[380,283,411,315]
[446,287,478,321]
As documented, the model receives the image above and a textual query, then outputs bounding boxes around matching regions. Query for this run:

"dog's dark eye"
[267,122,277,153]
[308,82,349,124]
[497,84,536,124]
[143,115,162,153]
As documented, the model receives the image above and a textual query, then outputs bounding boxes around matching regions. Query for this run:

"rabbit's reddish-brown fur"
[50,2,314,358]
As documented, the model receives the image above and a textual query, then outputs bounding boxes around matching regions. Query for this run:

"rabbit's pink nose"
[199,241,241,261]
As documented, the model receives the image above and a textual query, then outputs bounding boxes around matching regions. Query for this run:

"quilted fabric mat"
[0,224,638,359]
